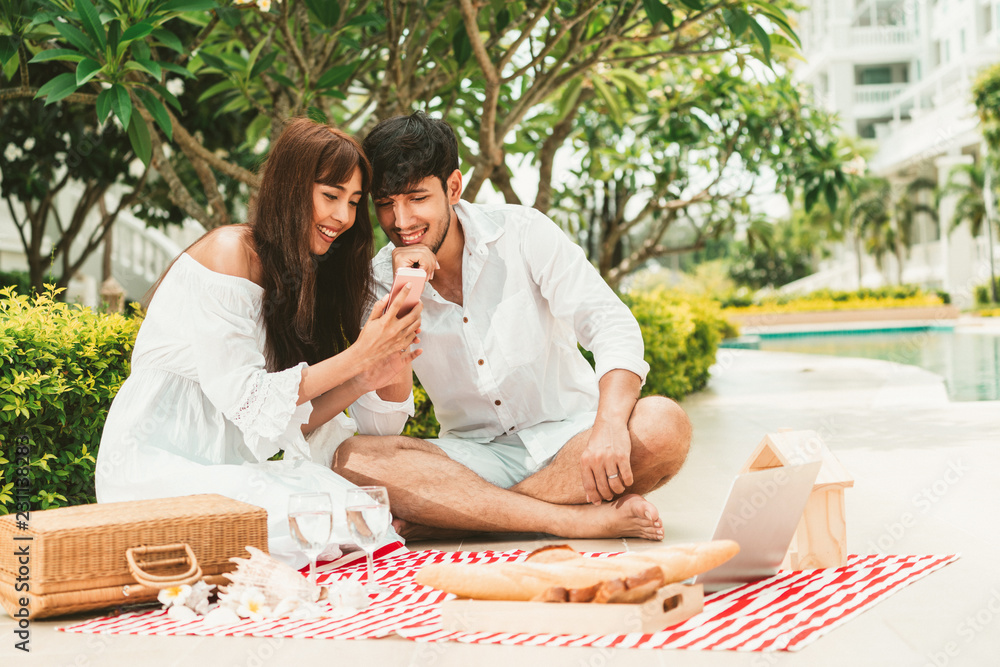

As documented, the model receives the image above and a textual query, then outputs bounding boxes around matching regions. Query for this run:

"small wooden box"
[440,583,703,635]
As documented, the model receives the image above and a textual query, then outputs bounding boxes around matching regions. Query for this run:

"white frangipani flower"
[236,587,270,620]
[22,137,35,151]
[257,0,272,11]
[157,584,192,607]
[3,144,22,161]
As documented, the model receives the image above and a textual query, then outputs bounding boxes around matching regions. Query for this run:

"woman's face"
[310,167,363,256]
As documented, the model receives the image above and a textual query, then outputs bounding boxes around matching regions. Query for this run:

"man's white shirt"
[350,200,649,466]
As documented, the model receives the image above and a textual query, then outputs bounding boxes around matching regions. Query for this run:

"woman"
[97,119,420,562]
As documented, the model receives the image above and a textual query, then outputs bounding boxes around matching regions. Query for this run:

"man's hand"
[580,418,634,504]
[392,244,439,280]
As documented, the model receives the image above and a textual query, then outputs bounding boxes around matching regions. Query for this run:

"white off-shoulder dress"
[97,253,413,564]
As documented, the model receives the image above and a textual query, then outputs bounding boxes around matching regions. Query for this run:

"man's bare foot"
[570,494,664,540]
[392,517,479,542]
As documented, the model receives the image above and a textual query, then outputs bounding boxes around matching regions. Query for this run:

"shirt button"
[494,400,501,406]
[477,359,484,366]
[463,317,468,323]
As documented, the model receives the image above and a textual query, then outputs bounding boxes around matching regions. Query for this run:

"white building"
[790,0,1000,305]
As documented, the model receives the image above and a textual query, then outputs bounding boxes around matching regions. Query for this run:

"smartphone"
[385,267,427,317]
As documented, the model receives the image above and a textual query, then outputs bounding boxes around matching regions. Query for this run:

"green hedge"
[1,288,726,507]
[0,288,141,513]
[719,285,949,313]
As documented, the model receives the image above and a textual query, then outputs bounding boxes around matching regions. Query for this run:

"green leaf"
[748,16,771,65]
[557,78,584,120]
[824,181,838,213]
[316,64,354,90]
[110,83,132,129]
[121,21,154,43]
[304,0,339,27]
[159,0,218,12]
[75,58,102,86]
[0,36,17,64]
[591,77,623,125]
[345,12,383,29]
[128,57,162,79]
[196,78,237,103]
[244,38,267,79]
[215,6,242,27]
[452,24,471,66]
[34,72,78,105]
[497,8,510,32]
[723,8,751,37]
[75,0,106,53]
[198,51,227,72]
[135,88,172,141]
[249,50,277,80]
[96,87,112,122]
[159,61,195,79]
[642,0,673,28]
[29,49,87,64]
[107,20,120,57]
[151,28,184,54]
[53,22,98,58]
[677,0,703,9]
[307,105,328,124]
[268,71,295,88]
[146,82,181,112]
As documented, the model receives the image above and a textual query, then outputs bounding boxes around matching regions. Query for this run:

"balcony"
[849,26,918,48]
[854,83,908,106]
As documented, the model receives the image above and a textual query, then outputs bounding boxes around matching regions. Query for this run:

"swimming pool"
[725,328,1000,402]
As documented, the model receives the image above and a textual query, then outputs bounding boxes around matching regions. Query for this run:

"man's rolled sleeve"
[349,389,415,436]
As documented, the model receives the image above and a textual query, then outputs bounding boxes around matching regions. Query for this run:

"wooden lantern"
[739,429,854,570]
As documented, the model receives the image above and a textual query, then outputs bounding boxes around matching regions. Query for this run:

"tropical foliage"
[1,0,854,290]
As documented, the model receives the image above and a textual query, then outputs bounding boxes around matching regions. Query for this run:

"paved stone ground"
[3,343,998,667]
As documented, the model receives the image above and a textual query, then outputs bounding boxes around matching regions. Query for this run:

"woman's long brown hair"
[252,119,374,371]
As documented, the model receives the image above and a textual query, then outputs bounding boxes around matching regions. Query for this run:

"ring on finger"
[607,473,619,480]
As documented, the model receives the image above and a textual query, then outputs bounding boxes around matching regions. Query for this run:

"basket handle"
[125,543,203,589]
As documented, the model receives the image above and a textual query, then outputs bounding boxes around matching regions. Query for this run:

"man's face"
[373,172,459,254]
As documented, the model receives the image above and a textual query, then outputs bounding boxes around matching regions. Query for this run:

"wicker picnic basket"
[0,494,268,619]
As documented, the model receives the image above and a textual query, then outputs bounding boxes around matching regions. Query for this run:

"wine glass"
[288,492,333,585]
[345,486,391,594]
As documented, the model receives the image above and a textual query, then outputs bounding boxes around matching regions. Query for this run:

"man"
[334,112,691,540]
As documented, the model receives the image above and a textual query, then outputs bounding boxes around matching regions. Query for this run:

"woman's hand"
[352,287,422,391]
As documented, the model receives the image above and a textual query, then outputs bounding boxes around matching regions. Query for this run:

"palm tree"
[941,162,988,237]
[845,176,892,287]
[942,161,998,303]
[891,177,938,284]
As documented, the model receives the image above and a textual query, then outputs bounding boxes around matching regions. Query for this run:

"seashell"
[219,546,325,608]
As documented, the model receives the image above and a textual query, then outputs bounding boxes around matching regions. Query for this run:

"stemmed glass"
[288,492,333,585]
[345,486,392,594]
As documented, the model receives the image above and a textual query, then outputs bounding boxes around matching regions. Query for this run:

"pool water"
[751,329,1000,402]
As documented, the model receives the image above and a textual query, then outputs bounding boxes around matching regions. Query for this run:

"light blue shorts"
[427,413,596,488]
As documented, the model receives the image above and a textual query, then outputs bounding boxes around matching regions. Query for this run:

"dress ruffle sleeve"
[185,277,314,462]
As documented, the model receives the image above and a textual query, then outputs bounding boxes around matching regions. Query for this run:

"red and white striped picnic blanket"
[59,546,957,652]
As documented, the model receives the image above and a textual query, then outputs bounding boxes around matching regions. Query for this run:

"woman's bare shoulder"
[185,225,261,284]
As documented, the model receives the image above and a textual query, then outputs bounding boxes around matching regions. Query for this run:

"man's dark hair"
[362,112,459,199]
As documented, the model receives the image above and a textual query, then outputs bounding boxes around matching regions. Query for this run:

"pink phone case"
[386,267,427,317]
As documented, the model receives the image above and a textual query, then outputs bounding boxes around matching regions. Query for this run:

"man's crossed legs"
[332,396,691,541]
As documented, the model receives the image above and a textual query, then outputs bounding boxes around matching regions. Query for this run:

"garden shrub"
[0,287,141,513]
[720,285,945,315]
[0,270,32,296]
[621,290,729,399]
[975,277,1000,306]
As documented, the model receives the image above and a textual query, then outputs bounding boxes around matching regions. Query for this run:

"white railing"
[850,26,917,48]
[854,83,909,106]
[111,213,183,301]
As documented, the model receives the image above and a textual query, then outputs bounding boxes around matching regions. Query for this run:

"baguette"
[415,540,739,603]
[525,540,739,583]
[415,559,656,602]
